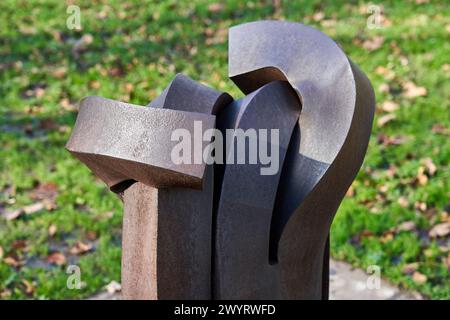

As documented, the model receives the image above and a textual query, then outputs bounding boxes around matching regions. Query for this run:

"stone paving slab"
[88,259,423,300]
[329,260,423,300]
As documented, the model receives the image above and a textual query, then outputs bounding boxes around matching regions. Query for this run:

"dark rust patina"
[66,20,375,300]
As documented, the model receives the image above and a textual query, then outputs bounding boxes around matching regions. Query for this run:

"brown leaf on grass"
[398,196,409,208]
[416,166,428,186]
[312,11,325,22]
[52,66,67,79]
[380,101,399,112]
[69,241,93,255]
[208,3,223,13]
[429,222,450,238]
[402,81,427,98]
[397,221,416,232]
[22,279,35,295]
[377,134,408,146]
[377,114,396,127]
[105,280,121,294]
[0,289,11,299]
[431,124,450,136]
[205,28,227,45]
[2,201,46,220]
[363,36,384,51]
[346,186,354,197]
[25,201,46,214]
[422,158,437,176]
[31,182,58,202]
[402,262,419,274]
[3,208,22,220]
[86,231,98,241]
[0,246,3,259]
[48,224,57,237]
[4,255,21,267]
[412,271,427,284]
[414,201,427,212]
[379,83,390,93]
[11,240,27,250]
[380,231,394,243]
[60,98,77,112]
[47,252,66,266]
[89,80,101,89]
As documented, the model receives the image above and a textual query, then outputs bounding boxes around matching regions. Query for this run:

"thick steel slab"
[66,96,215,190]
[225,20,375,299]
[121,75,232,299]
[214,80,300,299]
[148,73,232,115]
[122,165,213,299]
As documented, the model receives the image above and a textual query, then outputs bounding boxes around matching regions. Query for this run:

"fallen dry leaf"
[208,3,223,13]
[48,224,57,237]
[22,279,35,295]
[363,36,384,51]
[105,280,121,294]
[4,256,21,267]
[416,166,428,186]
[402,262,419,274]
[3,208,22,220]
[397,221,416,232]
[70,241,93,255]
[402,81,427,98]
[86,230,98,241]
[346,186,354,197]
[380,101,399,112]
[377,134,408,146]
[23,202,45,215]
[431,124,450,136]
[11,240,27,250]
[0,289,11,299]
[414,201,427,212]
[47,252,66,266]
[52,66,67,79]
[429,222,450,238]
[312,11,325,21]
[398,197,409,208]
[0,246,3,259]
[379,83,390,93]
[377,114,396,127]
[422,158,437,176]
[412,271,427,284]
[31,182,58,202]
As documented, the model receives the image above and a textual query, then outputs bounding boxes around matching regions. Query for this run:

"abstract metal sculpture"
[66,21,375,300]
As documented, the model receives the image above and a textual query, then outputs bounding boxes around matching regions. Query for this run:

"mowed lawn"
[0,0,448,299]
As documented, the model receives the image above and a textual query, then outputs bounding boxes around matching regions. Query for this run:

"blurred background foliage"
[0,0,448,299]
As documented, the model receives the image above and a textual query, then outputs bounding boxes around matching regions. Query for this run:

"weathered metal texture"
[148,73,232,115]
[214,80,300,299]
[214,20,375,299]
[122,165,214,299]
[121,75,232,299]
[65,96,214,190]
[66,20,375,300]
[66,74,232,299]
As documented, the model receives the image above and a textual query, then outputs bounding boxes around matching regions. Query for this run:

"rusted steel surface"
[222,20,375,299]
[66,20,374,300]
[214,80,300,299]
[120,75,231,299]
[66,96,215,190]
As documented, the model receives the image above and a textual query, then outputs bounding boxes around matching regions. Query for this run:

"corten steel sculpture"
[66,21,375,300]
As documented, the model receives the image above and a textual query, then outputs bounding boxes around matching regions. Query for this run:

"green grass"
[0,0,449,299]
